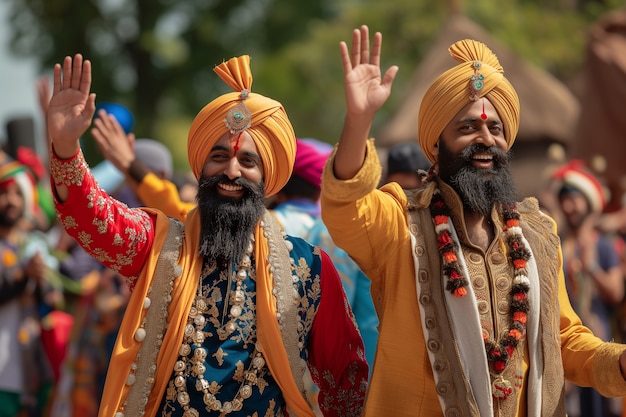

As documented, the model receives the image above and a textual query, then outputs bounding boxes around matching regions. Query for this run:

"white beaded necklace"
[174,235,268,415]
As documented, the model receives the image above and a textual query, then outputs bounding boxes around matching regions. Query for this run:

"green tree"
[6,0,340,165]
[7,0,623,166]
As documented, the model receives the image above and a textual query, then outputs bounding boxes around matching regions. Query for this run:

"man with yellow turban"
[45,53,368,417]
[320,25,626,417]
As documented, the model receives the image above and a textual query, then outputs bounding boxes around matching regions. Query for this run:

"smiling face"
[201,131,264,200]
[435,97,518,216]
[434,98,507,164]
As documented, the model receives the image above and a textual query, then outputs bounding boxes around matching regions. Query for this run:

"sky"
[0,2,42,147]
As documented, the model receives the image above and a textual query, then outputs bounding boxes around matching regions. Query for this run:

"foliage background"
[6,0,624,170]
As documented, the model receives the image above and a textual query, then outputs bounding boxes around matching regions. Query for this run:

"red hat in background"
[292,138,332,190]
[553,159,607,212]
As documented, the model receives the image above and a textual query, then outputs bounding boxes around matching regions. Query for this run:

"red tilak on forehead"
[232,132,243,153]
[481,99,488,120]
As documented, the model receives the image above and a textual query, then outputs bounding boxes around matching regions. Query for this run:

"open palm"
[341,26,398,117]
[47,54,96,157]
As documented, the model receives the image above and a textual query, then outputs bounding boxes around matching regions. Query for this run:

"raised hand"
[340,25,398,117]
[333,25,398,180]
[92,109,136,174]
[47,54,96,159]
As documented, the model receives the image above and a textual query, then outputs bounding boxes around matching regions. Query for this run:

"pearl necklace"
[174,235,267,415]
[428,183,531,401]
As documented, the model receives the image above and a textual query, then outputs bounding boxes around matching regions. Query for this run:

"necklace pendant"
[492,376,513,400]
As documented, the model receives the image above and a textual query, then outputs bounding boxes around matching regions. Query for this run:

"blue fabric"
[159,236,323,416]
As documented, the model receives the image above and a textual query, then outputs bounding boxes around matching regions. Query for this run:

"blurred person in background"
[553,160,624,417]
[383,141,431,189]
[0,160,57,417]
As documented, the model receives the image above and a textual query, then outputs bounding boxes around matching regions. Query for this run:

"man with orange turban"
[320,25,626,417]
[45,53,368,417]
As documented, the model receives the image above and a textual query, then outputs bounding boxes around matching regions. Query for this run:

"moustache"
[459,144,509,166]
[199,174,258,194]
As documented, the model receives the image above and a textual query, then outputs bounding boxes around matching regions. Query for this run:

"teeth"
[473,155,492,161]
[219,183,243,191]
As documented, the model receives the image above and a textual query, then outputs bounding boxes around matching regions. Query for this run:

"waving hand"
[333,25,398,180]
[341,25,398,118]
[47,54,96,159]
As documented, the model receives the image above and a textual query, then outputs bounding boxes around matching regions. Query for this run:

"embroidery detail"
[118,218,184,417]
[49,149,89,187]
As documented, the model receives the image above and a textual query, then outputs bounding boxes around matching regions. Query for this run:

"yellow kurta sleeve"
[134,172,195,221]
[320,139,411,276]
[556,239,626,396]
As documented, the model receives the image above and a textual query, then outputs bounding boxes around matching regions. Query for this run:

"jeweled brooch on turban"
[469,61,485,101]
[224,89,252,134]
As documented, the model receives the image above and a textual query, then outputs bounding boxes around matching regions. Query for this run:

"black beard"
[438,142,518,217]
[0,206,22,228]
[196,174,265,264]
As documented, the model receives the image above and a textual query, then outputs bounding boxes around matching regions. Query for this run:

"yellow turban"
[417,39,520,163]
[187,55,296,197]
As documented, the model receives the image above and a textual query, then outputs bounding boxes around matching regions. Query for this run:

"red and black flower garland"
[429,190,531,386]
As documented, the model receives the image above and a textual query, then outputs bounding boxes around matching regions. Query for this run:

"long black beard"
[196,174,265,264]
[438,142,518,217]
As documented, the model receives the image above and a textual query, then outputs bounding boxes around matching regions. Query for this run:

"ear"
[431,141,439,158]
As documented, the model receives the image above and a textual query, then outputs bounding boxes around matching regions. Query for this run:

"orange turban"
[187,55,296,197]
[418,39,520,163]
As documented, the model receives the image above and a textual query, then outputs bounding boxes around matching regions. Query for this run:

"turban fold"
[418,39,520,163]
[187,55,296,197]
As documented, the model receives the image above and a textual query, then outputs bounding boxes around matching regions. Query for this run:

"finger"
[61,56,72,91]
[85,93,97,119]
[128,133,136,149]
[382,65,399,89]
[108,113,125,135]
[80,58,92,94]
[371,31,382,68]
[339,41,353,76]
[350,28,361,68]
[70,54,83,90]
[52,63,62,96]
[91,126,107,149]
[360,25,370,65]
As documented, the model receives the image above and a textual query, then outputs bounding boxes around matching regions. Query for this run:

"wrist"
[127,159,150,183]
[51,142,80,160]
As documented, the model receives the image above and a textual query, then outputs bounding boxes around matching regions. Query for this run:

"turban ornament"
[469,61,485,102]
[224,89,252,136]
[187,55,296,197]
[418,39,520,163]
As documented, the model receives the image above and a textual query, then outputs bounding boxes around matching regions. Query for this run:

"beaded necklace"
[429,185,531,401]
[173,235,269,415]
